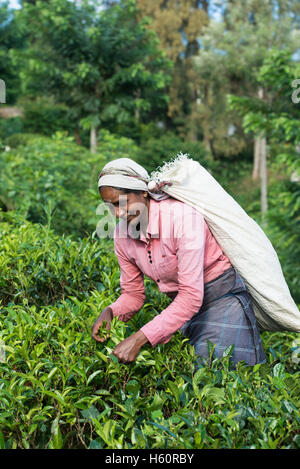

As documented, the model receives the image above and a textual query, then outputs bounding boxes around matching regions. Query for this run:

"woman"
[91,158,266,367]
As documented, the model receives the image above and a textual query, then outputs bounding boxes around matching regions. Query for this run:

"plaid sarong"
[180,266,266,366]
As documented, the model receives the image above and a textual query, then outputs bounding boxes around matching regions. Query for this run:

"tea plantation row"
[0,212,299,449]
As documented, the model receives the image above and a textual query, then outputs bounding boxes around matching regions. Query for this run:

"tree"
[13,0,172,151]
[136,0,209,140]
[192,31,247,158]
[0,1,24,104]
[194,0,300,162]
[228,49,300,225]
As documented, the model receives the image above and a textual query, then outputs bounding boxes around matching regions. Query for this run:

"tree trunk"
[202,83,213,158]
[187,100,199,143]
[256,87,268,223]
[252,87,265,180]
[260,134,268,224]
[203,132,213,154]
[74,127,82,145]
[0,79,5,103]
[252,136,261,180]
[90,124,97,153]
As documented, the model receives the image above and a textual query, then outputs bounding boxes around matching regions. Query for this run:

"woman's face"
[100,186,149,225]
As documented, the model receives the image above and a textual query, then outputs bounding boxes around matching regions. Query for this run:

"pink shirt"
[109,197,232,347]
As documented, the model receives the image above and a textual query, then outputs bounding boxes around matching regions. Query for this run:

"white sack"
[149,153,300,332]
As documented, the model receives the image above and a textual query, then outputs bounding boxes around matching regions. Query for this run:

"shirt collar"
[128,198,160,243]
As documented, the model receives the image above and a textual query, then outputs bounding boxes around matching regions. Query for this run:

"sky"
[8,0,20,8]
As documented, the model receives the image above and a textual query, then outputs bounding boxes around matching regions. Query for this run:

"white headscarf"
[98,158,169,201]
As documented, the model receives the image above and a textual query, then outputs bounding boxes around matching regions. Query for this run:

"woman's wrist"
[135,330,149,347]
[102,306,113,318]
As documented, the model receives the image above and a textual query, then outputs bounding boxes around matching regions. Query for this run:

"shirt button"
[150,260,152,263]
[157,279,160,282]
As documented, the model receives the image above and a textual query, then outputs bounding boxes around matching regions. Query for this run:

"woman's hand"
[113,330,148,363]
[91,306,113,343]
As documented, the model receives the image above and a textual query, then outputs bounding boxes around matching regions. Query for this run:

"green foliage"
[266,178,300,303]
[96,129,139,164]
[0,212,299,449]
[229,48,300,303]
[0,117,23,141]
[19,97,74,137]
[4,132,42,149]
[136,132,208,174]
[0,1,24,104]
[14,0,172,139]
[0,210,118,308]
[0,133,112,237]
[228,49,300,141]
[1,3,300,450]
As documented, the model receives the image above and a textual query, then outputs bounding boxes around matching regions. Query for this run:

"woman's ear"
[143,192,148,198]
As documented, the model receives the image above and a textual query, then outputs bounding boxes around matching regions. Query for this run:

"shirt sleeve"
[109,228,145,322]
[140,206,205,347]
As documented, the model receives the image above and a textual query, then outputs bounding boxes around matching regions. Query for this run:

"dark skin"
[100,186,151,237]
[91,186,150,363]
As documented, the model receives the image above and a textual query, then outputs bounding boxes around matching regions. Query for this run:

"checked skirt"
[180,266,266,366]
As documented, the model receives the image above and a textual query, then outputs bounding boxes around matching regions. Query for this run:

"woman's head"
[99,185,149,225]
[98,158,150,225]
[97,157,169,228]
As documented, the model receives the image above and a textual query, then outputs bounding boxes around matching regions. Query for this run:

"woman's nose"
[115,206,126,219]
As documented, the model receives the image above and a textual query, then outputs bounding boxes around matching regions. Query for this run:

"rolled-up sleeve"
[109,229,145,322]
[140,207,205,347]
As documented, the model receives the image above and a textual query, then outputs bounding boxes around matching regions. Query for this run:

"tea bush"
[0,210,119,308]
[0,213,299,449]
[0,299,299,449]
[0,131,142,239]
[0,132,128,237]
[0,126,299,449]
